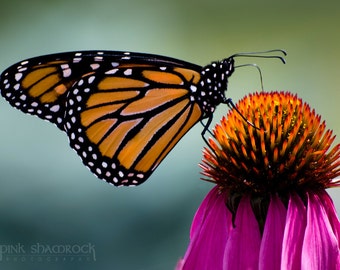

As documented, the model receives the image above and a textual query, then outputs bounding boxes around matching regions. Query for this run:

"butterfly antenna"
[231,49,287,64]
[235,63,264,91]
[232,49,286,91]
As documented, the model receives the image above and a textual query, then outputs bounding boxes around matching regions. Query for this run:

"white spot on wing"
[105,68,118,75]
[124,69,132,75]
[88,76,95,84]
[61,64,71,77]
[190,85,197,92]
[73,57,82,63]
[15,73,22,81]
[90,63,100,70]
[63,69,71,78]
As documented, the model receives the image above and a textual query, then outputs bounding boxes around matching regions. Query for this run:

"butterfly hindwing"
[64,63,203,186]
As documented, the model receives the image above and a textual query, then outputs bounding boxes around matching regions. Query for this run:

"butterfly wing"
[0,52,97,130]
[0,51,204,186]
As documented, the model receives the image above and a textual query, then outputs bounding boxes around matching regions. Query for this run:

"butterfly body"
[0,51,235,186]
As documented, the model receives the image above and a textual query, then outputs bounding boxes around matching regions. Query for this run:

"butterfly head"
[195,57,235,116]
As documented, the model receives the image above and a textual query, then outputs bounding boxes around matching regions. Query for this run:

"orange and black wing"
[64,63,204,185]
[0,51,96,130]
[0,51,206,186]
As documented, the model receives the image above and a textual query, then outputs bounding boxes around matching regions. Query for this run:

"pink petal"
[281,193,307,270]
[223,195,262,269]
[188,186,228,238]
[301,192,340,270]
[175,259,184,270]
[259,194,287,270]
[318,190,340,243]
[180,186,232,270]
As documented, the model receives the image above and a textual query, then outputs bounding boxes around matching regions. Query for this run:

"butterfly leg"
[225,98,260,130]
[200,115,214,148]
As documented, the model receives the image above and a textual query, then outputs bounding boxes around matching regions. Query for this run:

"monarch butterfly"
[0,50,285,186]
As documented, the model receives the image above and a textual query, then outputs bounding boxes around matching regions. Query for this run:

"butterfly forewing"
[0,51,201,130]
[1,58,70,129]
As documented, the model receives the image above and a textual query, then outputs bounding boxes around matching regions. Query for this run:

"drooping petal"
[223,195,261,269]
[188,186,226,238]
[281,193,307,270]
[318,190,340,243]
[301,192,340,270]
[179,186,232,270]
[259,194,287,270]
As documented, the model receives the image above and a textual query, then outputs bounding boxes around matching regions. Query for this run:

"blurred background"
[0,0,339,269]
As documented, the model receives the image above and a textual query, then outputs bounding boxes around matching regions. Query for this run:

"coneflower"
[177,91,340,270]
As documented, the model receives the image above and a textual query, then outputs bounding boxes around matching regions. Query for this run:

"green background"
[0,0,339,269]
